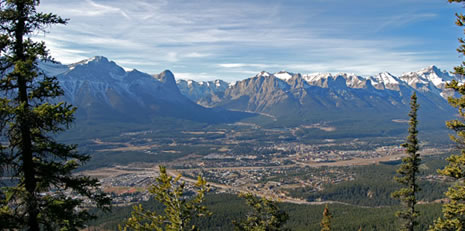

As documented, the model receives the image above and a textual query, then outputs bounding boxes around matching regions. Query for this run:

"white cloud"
[174,72,218,81]
[166,52,178,62]
[34,0,456,80]
[184,52,211,58]
[86,0,130,18]
[218,63,270,68]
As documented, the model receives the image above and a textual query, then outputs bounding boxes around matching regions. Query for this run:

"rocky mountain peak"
[375,72,399,83]
[154,70,177,87]
[91,56,109,63]
[274,71,295,81]
[400,66,455,90]
[69,56,125,78]
[420,65,442,74]
[367,72,403,91]
[74,56,111,66]
[256,71,272,78]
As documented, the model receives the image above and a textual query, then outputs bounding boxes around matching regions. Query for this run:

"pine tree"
[430,1,465,230]
[233,193,289,231]
[120,166,211,231]
[320,204,332,231]
[392,92,420,231]
[0,1,110,230]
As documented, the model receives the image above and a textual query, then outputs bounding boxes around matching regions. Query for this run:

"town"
[79,124,449,206]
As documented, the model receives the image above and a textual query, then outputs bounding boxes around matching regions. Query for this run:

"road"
[165,168,378,207]
[80,148,446,207]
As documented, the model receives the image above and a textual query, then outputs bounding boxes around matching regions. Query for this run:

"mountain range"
[178,65,457,125]
[38,56,459,136]
[38,56,251,126]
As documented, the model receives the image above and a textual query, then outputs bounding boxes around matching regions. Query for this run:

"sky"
[36,0,464,82]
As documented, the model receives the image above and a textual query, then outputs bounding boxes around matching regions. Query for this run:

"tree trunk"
[14,2,39,231]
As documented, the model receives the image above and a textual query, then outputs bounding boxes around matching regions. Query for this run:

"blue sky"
[37,0,463,82]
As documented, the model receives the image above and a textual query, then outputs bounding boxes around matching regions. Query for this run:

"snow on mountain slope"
[274,71,295,81]
[54,56,179,105]
[249,71,291,90]
[36,56,240,123]
[369,72,405,91]
[177,79,229,93]
[34,56,460,128]
[302,73,369,89]
[37,57,457,124]
[399,65,462,98]
[183,67,459,121]
[177,78,229,106]
[37,57,459,105]
[256,71,271,77]
[177,66,460,109]
[400,65,458,89]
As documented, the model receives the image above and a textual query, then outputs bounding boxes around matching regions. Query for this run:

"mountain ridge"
[39,56,253,125]
[176,66,455,131]
[37,56,458,133]
[178,65,460,106]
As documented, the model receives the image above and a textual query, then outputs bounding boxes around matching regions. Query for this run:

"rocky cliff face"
[177,79,228,107]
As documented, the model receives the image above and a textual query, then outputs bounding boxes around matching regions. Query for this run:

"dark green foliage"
[233,193,289,231]
[0,1,110,230]
[286,162,449,207]
[449,0,465,77]
[120,166,210,231]
[430,1,465,230]
[88,193,443,231]
[392,93,421,231]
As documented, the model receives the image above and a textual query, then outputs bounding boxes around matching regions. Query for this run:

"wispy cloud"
[375,12,438,33]
[36,0,457,80]
[219,63,270,68]
[175,72,219,81]
[85,0,130,19]
[184,52,212,58]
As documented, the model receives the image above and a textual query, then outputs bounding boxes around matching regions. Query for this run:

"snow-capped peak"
[417,65,454,86]
[366,72,403,90]
[256,71,271,77]
[274,71,295,81]
[374,72,400,85]
[301,72,369,89]
[400,65,458,90]
[75,56,109,65]
[215,79,226,87]
[302,73,333,82]
[335,73,367,88]
[69,56,119,72]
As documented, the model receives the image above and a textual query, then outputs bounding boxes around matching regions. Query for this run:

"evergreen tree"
[392,92,421,231]
[430,1,465,229]
[120,166,210,231]
[320,204,332,231]
[233,193,289,231]
[0,1,110,230]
